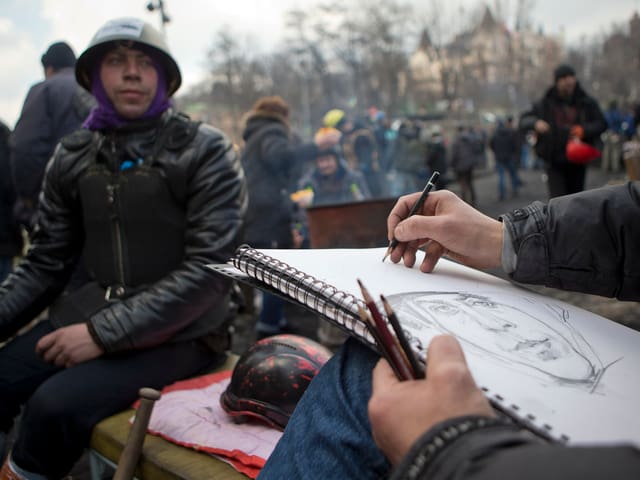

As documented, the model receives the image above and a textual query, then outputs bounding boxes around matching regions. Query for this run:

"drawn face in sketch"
[387,292,604,388]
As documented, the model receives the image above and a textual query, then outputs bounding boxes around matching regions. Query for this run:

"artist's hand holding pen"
[370,189,503,463]
[387,189,504,273]
[368,335,494,465]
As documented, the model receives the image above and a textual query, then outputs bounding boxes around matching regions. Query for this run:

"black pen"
[382,171,440,262]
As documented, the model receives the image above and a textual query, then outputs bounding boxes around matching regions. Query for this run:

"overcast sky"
[0,0,637,126]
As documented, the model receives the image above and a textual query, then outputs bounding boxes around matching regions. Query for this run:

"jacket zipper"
[106,138,126,294]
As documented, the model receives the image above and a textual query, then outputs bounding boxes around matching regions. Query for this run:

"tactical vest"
[81,117,199,297]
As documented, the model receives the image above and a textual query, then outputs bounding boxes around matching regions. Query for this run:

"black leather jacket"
[0,111,247,352]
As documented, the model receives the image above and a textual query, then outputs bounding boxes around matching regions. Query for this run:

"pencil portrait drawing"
[386,291,616,392]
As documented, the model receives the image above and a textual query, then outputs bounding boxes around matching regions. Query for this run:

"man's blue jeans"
[258,338,390,479]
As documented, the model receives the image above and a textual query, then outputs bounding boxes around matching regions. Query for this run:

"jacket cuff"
[500,221,517,274]
[86,320,107,351]
[389,415,541,480]
[499,202,549,284]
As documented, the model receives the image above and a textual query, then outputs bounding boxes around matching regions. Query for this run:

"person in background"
[0,17,246,479]
[519,64,606,198]
[258,181,640,480]
[450,125,478,206]
[10,41,94,231]
[389,119,427,195]
[490,116,522,201]
[0,121,22,283]
[323,109,384,197]
[296,147,370,207]
[601,100,624,173]
[241,96,339,339]
[425,124,448,190]
[621,105,636,141]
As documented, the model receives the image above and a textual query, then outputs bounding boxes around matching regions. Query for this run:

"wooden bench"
[89,354,250,480]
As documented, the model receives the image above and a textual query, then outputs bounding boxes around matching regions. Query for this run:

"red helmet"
[220,334,332,430]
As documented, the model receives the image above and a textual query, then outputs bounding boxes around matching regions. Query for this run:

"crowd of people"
[0,15,637,480]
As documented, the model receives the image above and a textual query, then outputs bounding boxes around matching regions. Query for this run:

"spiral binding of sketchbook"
[210,245,640,448]
[232,245,376,349]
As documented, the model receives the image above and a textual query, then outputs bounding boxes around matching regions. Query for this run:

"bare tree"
[207,27,272,138]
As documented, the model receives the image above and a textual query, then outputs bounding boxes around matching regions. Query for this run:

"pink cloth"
[136,371,282,478]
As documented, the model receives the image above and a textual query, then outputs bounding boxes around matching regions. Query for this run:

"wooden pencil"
[380,294,425,379]
[357,279,414,381]
[357,305,404,380]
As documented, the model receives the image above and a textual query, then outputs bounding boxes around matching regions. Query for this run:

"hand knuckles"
[432,362,472,385]
[367,395,389,422]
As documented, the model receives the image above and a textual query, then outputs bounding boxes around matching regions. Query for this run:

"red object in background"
[566,139,601,165]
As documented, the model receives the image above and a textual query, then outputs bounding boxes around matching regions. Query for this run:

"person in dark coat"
[450,125,478,206]
[425,125,448,190]
[490,117,522,200]
[519,64,606,198]
[241,96,339,338]
[0,121,22,283]
[323,109,385,197]
[10,41,94,230]
[297,148,371,207]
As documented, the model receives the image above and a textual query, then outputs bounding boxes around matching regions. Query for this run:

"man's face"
[316,154,338,177]
[100,45,158,119]
[390,292,599,385]
[555,75,577,99]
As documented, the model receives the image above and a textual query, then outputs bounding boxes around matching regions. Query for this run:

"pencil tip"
[380,295,392,313]
[357,279,372,300]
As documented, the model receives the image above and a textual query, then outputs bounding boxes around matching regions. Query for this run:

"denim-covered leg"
[259,338,390,479]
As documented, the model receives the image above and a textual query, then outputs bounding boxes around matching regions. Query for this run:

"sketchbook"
[209,245,640,447]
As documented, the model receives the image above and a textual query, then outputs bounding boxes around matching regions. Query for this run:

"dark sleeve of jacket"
[88,125,247,352]
[10,81,59,200]
[519,100,543,133]
[10,72,85,202]
[501,182,640,301]
[260,126,319,173]
[0,142,84,340]
[390,418,640,480]
[579,96,607,143]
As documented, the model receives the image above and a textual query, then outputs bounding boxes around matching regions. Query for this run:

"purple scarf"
[83,56,171,131]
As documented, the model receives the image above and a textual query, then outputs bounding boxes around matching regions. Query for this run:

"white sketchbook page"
[243,247,640,447]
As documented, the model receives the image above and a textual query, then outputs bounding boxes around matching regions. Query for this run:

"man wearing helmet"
[0,18,246,479]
